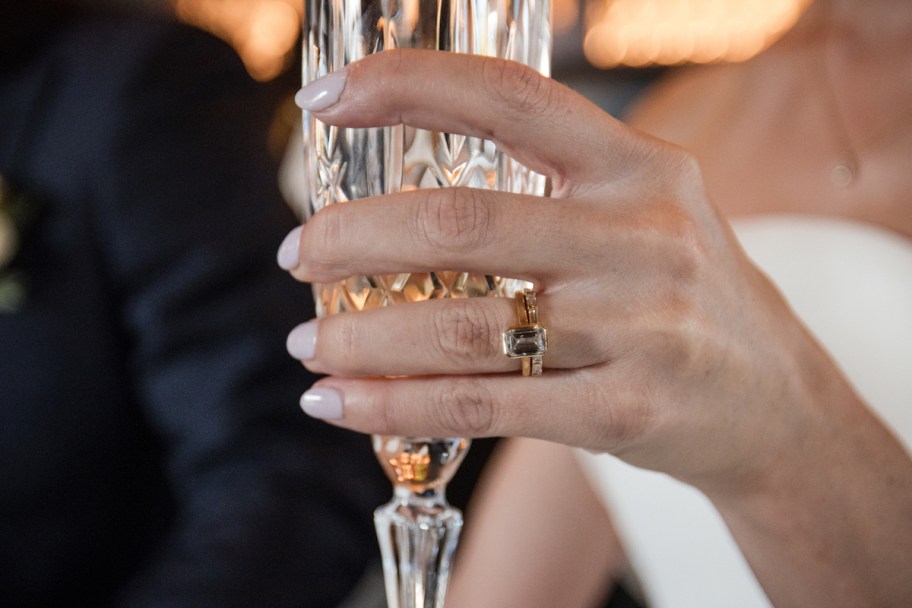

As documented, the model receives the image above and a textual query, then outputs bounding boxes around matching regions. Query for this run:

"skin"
[283,22,912,607]
[449,438,624,608]
[631,0,912,237]
[440,2,912,605]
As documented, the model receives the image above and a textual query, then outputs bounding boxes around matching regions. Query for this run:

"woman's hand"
[280,49,833,493]
[279,48,912,607]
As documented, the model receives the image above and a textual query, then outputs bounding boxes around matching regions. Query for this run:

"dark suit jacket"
[0,10,388,607]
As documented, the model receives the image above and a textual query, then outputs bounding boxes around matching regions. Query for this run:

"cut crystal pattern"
[306,0,551,315]
[303,0,550,605]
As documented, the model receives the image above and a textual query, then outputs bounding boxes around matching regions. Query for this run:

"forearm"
[710,349,912,607]
[449,438,623,608]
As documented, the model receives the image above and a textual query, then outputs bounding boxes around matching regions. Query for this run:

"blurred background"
[96,0,812,115]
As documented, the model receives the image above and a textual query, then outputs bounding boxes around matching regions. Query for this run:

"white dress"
[578,214,912,607]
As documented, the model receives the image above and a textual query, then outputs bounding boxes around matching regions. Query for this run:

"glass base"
[375,486,463,608]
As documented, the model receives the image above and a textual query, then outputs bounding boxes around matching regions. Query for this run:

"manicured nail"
[287,320,318,360]
[300,387,343,420]
[277,225,303,270]
[295,70,347,111]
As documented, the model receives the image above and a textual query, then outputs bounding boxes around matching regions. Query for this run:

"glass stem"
[374,485,463,608]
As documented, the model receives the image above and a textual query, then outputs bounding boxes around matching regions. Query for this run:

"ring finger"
[287,291,607,377]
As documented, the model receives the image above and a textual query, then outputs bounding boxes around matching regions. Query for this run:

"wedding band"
[502,289,548,376]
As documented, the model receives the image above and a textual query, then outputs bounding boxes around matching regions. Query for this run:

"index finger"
[295,49,653,193]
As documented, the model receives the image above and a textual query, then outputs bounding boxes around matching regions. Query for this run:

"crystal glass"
[302,1,551,606]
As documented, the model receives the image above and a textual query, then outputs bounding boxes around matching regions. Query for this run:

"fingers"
[298,370,640,451]
[283,182,706,293]
[288,293,606,378]
[297,49,650,191]
[287,187,583,284]
[304,299,516,376]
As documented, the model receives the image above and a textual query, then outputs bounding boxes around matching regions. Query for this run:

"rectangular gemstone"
[503,325,547,357]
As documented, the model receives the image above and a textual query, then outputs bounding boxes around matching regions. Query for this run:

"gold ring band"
[502,289,548,376]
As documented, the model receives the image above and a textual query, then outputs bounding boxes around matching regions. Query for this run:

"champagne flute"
[302,1,551,605]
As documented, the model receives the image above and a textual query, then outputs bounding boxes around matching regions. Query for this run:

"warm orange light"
[244,0,301,77]
[553,0,580,33]
[584,0,811,68]
[173,0,302,81]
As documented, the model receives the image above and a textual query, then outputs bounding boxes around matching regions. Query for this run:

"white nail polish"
[300,388,344,420]
[277,225,303,270]
[295,70,347,112]
[287,320,318,360]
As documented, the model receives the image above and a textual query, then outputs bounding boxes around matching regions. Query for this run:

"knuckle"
[312,205,345,250]
[415,187,492,251]
[429,379,496,436]
[568,370,653,454]
[431,301,498,363]
[373,382,400,435]
[576,370,653,454]
[301,207,346,280]
[481,57,554,117]
[646,298,710,374]
[370,48,408,83]
[671,148,705,189]
[628,188,709,286]
[322,315,360,371]
[648,144,702,184]
[658,148,712,213]
[657,204,708,282]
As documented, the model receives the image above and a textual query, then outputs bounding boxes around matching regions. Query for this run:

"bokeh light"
[173,0,302,81]
[584,0,812,68]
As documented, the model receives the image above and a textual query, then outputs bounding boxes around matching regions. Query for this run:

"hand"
[280,49,830,492]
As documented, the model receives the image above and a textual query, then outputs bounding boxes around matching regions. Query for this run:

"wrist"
[710,340,856,501]
[698,335,912,606]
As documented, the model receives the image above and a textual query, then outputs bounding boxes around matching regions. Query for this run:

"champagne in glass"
[302,0,551,605]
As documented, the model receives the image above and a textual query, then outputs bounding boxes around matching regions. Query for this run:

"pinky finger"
[299,371,625,451]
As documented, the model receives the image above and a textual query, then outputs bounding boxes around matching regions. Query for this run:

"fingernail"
[300,387,343,420]
[277,225,303,270]
[287,320,318,360]
[295,70,347,111]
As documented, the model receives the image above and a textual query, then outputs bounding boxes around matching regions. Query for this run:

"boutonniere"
[0,174,42,312]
